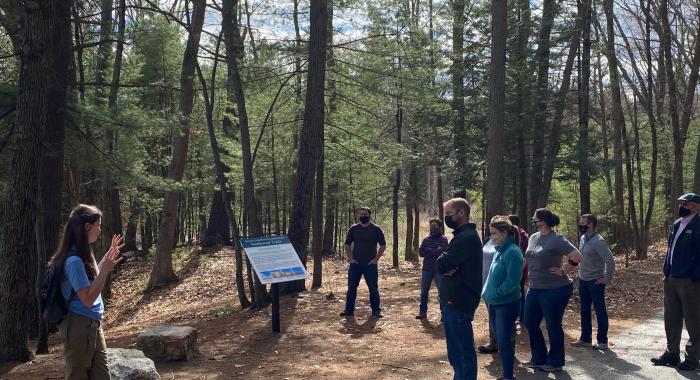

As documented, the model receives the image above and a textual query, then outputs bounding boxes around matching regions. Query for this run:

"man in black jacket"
[652,193,700,371]
[436,198,483,380]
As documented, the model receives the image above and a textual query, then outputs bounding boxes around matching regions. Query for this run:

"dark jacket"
[518,228,529,288]
[436,223,483,315]
[419,233,449,273]
[664,214,700,281]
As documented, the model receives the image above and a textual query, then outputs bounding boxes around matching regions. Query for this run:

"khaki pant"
[664,277,700,362]
[60,312,110,380]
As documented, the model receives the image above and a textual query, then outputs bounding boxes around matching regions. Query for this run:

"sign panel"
[240,235,308,285]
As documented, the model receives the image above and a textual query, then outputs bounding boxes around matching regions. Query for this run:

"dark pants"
[344,262,380,314]
[524,283,573,367]
[442,307,477,380]
[419,270,442,315]
[490,300,520,379]
[664,277,700,362]
[579,278,609,344]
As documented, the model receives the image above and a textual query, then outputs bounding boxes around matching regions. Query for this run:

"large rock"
[136,325,198,362]
[107,348,160,380]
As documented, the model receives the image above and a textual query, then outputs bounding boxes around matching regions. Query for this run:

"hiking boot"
[522,361,545,369]
[339,311,354,317]
[542,365,563,372]
[415,313,427,320]
[651,352,680,366]
[678,359,698,371]
[478,343,498,353]
[570,340,592,348]
[371,312,383,319]
[593,343,609,350]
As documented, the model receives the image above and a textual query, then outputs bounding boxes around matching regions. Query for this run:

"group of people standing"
[340,199,617,380]
[341,193,700,379]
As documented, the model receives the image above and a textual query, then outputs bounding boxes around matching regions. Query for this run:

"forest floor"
[2,242,671,379]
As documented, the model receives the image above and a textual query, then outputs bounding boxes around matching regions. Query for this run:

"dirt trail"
[2,245,668,379]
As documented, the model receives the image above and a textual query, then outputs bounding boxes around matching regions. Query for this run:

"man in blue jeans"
[436,198,483,380]
[340,207,386,318]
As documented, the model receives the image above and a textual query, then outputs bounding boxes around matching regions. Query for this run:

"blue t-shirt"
[60,254,104,321]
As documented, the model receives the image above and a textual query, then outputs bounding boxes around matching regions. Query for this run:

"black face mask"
[579,224,589,234]
[430,227,441,235]
[359,216,370,224]
[445,215,458,229]
[531,222,539,231]
[679,206,692,218]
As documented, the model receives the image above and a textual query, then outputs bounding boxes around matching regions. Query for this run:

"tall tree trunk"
[222,0,268,306]
[621,94,640,256]
[603,0,627,245]
[452,0,467,191]
[0,0,72,363]
[405,176,415,261]
[529,0,559,215]
[640,0,657,259]
[436,164,444,221]
[194,35,250,307]
[284,0,328,294]
[147,0,205,290]
[538,10,583,206]
[595,53,613,199]
[311,147,324,289]
[486,0,507,224]
[578,0,592,214]
[513,0,531,226]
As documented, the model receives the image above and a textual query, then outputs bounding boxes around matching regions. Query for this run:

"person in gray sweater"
[571,214,615,350]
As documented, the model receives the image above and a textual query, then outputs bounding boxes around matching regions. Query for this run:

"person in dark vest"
[436,198,483,380]
[652,193,700,371]
[340,207,387,318]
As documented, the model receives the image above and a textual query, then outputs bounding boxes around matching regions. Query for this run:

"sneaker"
[570,340,592,347]
[678,360,698,371]
[593,343,609,350]
[522,361,545,369]
[542,365,563,372]
[477,343,498,354]
[339,311,354,317]
[651,353,680,366]
[371,313,383,319]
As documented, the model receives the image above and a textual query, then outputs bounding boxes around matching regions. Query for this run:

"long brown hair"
[49,204,101,280]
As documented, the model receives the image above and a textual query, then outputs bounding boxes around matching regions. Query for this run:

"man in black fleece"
[436,198,483,380]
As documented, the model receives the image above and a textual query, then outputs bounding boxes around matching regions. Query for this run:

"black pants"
[664,277,700,362]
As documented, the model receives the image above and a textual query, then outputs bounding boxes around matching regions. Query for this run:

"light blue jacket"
[481,238,523,305]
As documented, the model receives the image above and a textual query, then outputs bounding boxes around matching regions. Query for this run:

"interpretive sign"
[240,235,308,285]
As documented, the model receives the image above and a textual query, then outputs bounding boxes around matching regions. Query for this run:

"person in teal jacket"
[482,217,524,380]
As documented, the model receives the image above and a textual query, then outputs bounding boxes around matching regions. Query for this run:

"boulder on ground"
[107,348,160,380]
[136,325,198,362]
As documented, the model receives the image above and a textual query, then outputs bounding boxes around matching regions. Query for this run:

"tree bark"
[603,0,627,245]
[529,0,559,215]
[538,10,583,207]
[311,147,324,289]
[452,0,467,191]
[578,0,592,214]
[148,0,205,290]
[486,0,507,223]
[0,0,72,363]
[222,0,268,306]
[284,0,328,294]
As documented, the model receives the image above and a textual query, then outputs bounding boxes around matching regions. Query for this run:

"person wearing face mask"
[651,193,700,370]
[435,198,483,380]
[523,208,582,372]
[481,217,523,380]
[478,215,509,354]
[340,207,387,318]
[416,218,449,319]
[570,214,615,350]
